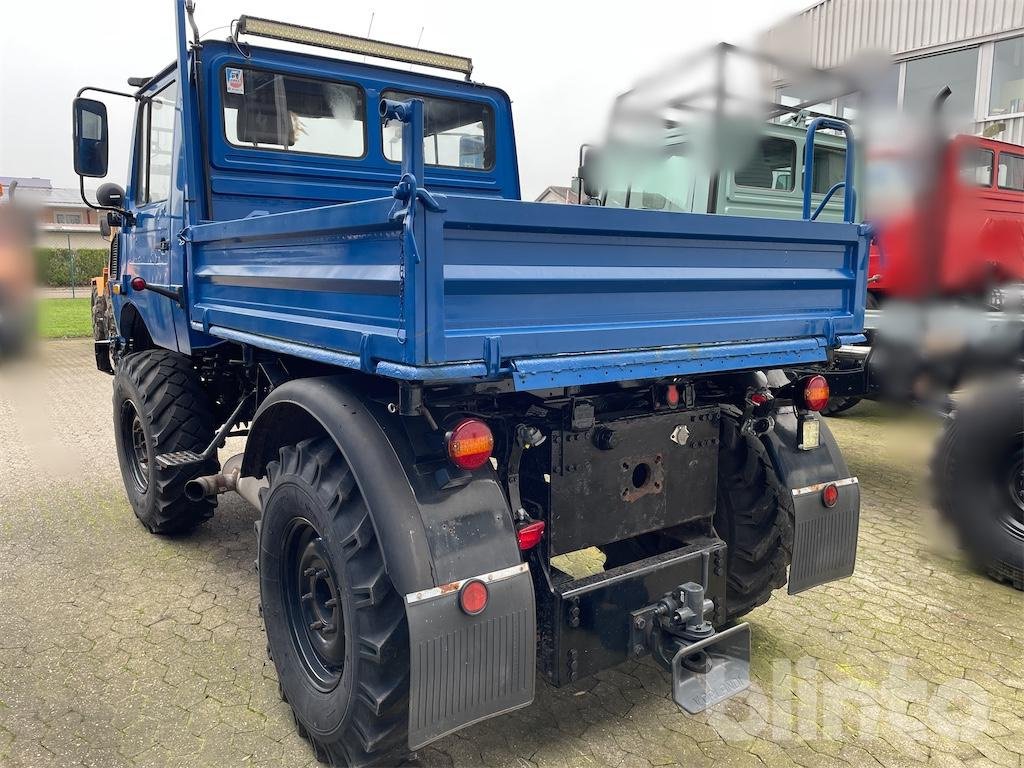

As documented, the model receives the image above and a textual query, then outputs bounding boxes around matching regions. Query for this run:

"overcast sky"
[0,0,808,200]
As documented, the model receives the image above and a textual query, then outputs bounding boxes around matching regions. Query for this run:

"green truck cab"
[590,121,853,223]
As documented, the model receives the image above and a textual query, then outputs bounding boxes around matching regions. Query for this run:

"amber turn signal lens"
[802,375,830,412]
[446,418,494,470]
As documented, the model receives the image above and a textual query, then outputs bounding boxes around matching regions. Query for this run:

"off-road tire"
[715,416,794,619]
[259,437,410,767]
[112,349,218,533]
[932,380,1024,590]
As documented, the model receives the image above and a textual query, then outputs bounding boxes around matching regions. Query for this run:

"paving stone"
[1,340,1021,767]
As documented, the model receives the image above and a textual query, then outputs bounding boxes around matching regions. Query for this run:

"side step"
[154,392,255,472]
[155,450,205,470]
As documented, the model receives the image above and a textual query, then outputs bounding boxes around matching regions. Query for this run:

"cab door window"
[137,81,178,204]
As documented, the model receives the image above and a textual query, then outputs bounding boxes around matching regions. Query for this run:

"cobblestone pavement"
[0,340,1021,768]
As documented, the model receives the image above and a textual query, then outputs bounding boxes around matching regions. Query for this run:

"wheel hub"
[120,401,149,493]
[283,520,345,689]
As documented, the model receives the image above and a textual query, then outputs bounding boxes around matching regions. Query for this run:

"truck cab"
[591,122,852,222]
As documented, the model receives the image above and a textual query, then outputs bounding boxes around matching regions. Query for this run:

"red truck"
[867,134,1024,303]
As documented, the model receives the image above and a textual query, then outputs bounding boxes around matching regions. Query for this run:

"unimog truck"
[73,3,868,765]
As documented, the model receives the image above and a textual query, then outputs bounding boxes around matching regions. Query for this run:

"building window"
[998,153,1024,191]
[903,48,979,120]
[990,36,1024,117]
[55,212,83,225]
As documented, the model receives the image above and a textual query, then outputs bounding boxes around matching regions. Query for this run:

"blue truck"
[72,3,868,765]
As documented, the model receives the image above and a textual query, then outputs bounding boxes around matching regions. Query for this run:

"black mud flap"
[788,477,860,594]
[671,622,751,714]
[405,564,536,750]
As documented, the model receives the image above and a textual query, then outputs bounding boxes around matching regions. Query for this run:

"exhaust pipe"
[185,453,267,510]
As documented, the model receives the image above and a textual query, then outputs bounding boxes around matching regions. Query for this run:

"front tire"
[112,350,218,533]
[932,380,1024,590]
[259,437,410,767]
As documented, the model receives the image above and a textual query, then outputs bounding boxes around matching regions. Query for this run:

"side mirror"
[73,97,109,178]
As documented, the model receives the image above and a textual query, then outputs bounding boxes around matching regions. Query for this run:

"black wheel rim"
[282,518,345,690]
[120,400,149,493]
[1002,442,1024,535]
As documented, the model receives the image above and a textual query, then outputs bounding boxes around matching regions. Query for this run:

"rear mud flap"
[671,622,751,714]
[788,477,860,594]
[405,565,535,750]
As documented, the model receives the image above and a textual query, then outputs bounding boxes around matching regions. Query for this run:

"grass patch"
[38,298,92,339]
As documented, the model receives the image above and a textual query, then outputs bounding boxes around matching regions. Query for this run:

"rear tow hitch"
[630,581,751,713]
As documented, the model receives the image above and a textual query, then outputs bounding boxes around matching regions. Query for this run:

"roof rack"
[235,15,473,79]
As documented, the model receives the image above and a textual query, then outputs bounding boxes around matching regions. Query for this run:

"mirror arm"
[79,177,134,227]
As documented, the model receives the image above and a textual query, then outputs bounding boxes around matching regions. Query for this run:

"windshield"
[601,144,698,211]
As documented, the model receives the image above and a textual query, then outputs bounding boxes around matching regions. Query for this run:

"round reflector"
[802,375,830,412]
[822,483,839,508]
[130,276,147,292]
[446,419,494,470]
[458,579,489,615]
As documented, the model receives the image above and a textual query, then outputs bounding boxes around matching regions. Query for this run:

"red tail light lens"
[130,276,147,292]
[516,520,546,551]
[459,579,489,615]
[822,483,839,508]
[446,418,494,470]
[802,375,830,412]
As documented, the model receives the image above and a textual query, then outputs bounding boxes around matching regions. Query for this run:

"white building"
[0,177,106,250]
[764,0,1024,145]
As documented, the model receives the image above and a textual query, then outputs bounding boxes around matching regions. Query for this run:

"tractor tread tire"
[717,416,795,620]
[931,381,1024,591]
[113,349,218,534]
[259,437,411,767]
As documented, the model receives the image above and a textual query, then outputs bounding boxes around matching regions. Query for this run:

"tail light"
[458,579,489,615]
[446,418,494,470]
[516,520,545,551]
[821,483,839,508]
[801,375,830,412]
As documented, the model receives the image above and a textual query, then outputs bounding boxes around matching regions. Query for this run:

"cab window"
[811,146,846,196]
[138,81,178,204]
[997,153,1024,191]
[959,147,994,187]
[735,138,796,191]
[381,90,493,170]
[221,66,365,158]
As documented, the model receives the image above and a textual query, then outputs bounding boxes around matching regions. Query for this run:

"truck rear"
[72,4,869,765]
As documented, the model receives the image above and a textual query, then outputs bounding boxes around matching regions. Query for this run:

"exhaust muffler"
[185,453,267,510]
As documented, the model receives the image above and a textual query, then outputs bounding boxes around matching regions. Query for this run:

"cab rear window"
[221,66,365,158]
[735,138,796,191]
[381,90,493,170]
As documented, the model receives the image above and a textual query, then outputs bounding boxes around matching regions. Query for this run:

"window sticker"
[225,67,244,95]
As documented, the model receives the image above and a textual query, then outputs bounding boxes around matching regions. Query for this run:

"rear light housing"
[516,520,545,551]
[801,375,830,412]
[458,579,489,615]
[446,418,494,470]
